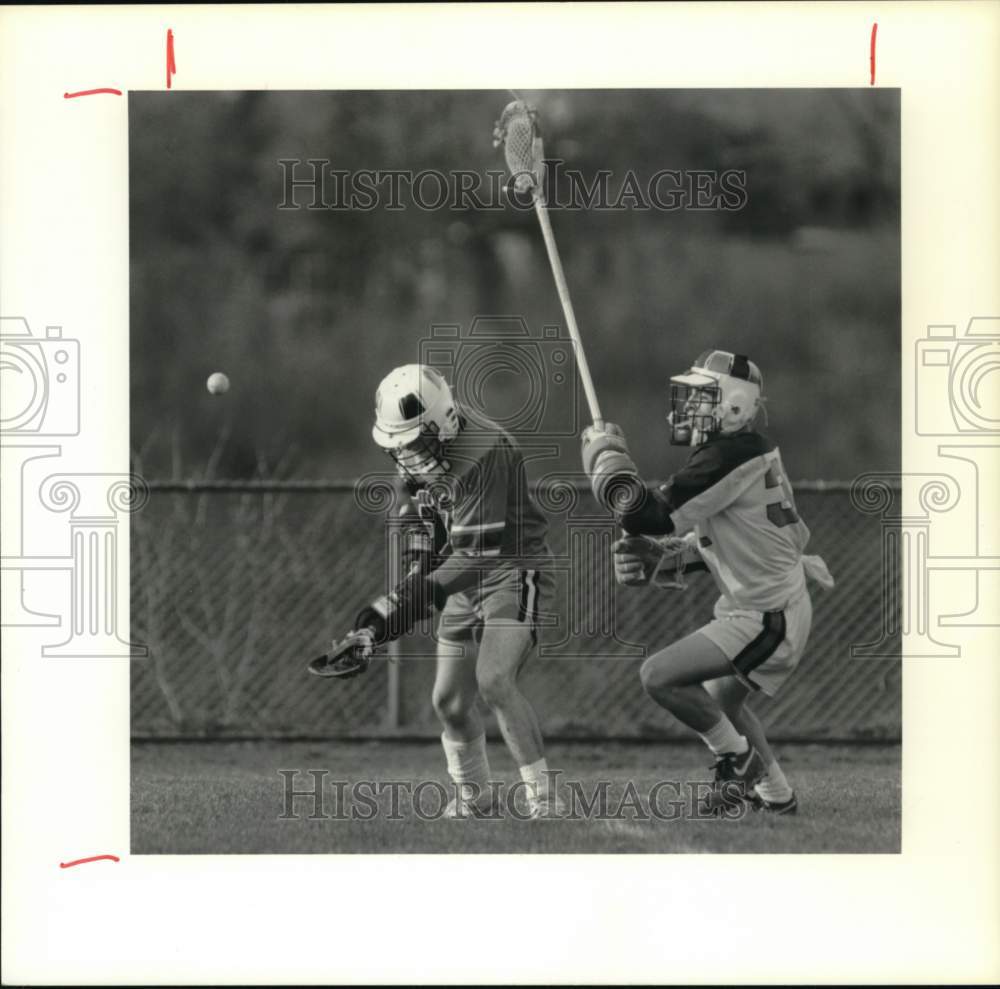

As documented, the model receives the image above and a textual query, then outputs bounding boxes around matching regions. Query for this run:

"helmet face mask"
[668,381,721,446]
[667,351,763,446]
[372,364,459,485]
[387,429,451,484]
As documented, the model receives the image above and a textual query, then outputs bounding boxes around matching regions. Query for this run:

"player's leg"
[704,676,795,812]
[740,706,796,812]
[475,620,542,766]
[432,635,484,742]
[475,569,563,817]
[703,675,774,764]
[639,630,765,790]
[727,591,814,813]
[432,605,495,816]
[476,619,565,817]
[640,630,734,731]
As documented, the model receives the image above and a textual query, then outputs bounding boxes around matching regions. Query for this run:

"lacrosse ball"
[206,371,230,395]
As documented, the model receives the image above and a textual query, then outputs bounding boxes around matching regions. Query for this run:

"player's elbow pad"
[400,529,434,577]
[592,458,645,515]
[581,434,643,514]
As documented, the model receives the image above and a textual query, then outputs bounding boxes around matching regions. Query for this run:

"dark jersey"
[403,418,550,598]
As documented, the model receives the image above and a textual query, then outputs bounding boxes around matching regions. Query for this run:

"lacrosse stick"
[308,628,375,679]
[493,99,604,430]
[307,556,426,682]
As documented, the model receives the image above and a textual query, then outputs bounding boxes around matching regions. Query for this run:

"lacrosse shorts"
[699,588,814,697]
[436,565,555,649]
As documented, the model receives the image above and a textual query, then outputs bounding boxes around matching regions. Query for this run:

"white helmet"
[667,350,763,446]
[373,364,460,482]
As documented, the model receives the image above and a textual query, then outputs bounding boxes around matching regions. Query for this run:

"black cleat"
[750,790,799,815]
[698,745,766,816]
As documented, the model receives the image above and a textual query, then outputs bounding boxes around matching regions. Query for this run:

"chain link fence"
[130,479,900,741]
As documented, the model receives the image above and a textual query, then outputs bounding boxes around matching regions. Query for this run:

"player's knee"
[431,685,474,727]
[639,653,676,696]
[705,679,746,718]
[476,667,517,710]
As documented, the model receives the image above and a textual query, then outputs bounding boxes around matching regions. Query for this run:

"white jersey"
[621,431,812,612]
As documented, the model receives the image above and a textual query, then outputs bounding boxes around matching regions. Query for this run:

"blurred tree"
[130,89,900,481]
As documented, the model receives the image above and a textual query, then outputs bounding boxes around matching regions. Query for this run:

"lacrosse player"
[581,350,834,815]
[317,364,563,819]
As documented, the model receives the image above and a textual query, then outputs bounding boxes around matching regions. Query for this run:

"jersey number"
[764,466,800,528]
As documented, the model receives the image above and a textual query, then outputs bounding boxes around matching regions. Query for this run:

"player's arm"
[354,444,511,645]
[312,522,482,680]
[389,497,446,579]
[348,540,491,651]
[653,435,769,535]
[353,564,445,646]
[579,422,683,533]
[310,563,441,680]
[582,424,768,536]
[613,458,721,536]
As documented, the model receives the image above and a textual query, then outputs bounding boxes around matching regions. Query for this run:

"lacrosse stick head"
[307,650,370,679]
[650,535,691,590]
[493,100,545,197]
[307,629,375,679]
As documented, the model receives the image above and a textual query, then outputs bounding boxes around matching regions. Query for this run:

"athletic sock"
[699,716,749,757]
[519,757,552,806]
[754,760,793,803]
[441,733,491,802]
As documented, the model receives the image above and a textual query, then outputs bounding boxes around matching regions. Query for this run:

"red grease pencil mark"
[60,854,120,869]
[870,22,878,85]
[167,29,177,89]
[64,88,122,99]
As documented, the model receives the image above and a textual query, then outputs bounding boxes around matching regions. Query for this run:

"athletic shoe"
[750,790,799,815]
[528,793,568,820]
[698,744,765,816]
[713,744,766,786]
[442,786,499,820]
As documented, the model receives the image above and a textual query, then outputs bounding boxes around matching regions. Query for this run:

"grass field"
[132,740,900,854]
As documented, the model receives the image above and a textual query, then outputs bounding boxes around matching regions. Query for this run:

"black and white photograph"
[4,4,999,985]
[129,87,902,854]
